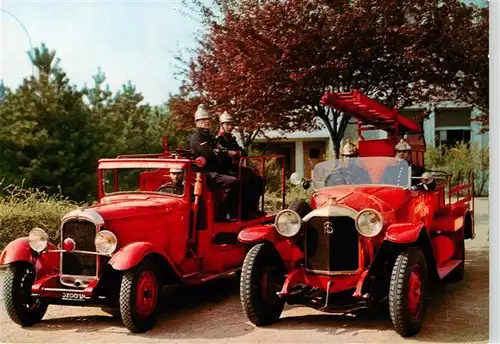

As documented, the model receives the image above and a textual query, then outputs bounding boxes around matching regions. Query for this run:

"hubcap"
[260,266,282,306]
[408,264,422,319]
[20,267,40,310]
[135,271,158,318]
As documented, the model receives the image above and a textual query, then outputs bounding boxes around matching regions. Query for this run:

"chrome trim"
[305,268,359,276]
[302,204,358,222]
[59,274,95,288]
[39,288,85,293]
[59,213,102,288]
[355,208,384,237]
[48,249,111,257]
[200,267,241,283]
[61,208,105,226]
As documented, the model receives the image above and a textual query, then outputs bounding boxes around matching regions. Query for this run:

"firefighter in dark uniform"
[381,139,436,191]
[158,167,185,195]
[325,141,372,186]
[217,111,264,218]
[190,104,240,222]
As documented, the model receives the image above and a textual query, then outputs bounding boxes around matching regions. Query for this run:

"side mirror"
[290,172,303,186]
[290,172,311,190]
[421,172,434,184]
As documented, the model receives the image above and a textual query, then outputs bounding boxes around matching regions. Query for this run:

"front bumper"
[31,273,108,306]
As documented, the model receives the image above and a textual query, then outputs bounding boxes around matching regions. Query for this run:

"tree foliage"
[0,44,188,202]
[174,0,488,154]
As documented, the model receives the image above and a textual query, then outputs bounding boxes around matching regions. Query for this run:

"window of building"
[435,128,471,147]
[434,107,472,147]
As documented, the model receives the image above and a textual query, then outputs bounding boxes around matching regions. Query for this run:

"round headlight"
[95,230,118,255]
[355,209,383,237]
[28,228,48,252]
[274,209,302,237]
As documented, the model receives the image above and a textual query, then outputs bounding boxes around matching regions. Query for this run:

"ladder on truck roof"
[320,90,423,137]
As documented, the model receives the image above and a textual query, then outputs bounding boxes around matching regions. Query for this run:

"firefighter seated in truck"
[158,167,185,195]
[381,139,436,191]
[325,141,372,186]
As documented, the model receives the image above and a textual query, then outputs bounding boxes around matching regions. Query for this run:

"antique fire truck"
[0,143,286,333]
[238,90,474,337]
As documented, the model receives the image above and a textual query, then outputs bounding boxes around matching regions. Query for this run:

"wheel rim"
[135,270,158,319]
[408,264,422,319]
[260,266,283,307]
[19,266,41,311]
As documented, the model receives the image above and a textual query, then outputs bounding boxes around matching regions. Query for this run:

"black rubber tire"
[119,261,161,333]
[3,262,48,326]
[389,247,430,337]
[240,242,286,326]
[445,229,465,283]
[288,199,312,218]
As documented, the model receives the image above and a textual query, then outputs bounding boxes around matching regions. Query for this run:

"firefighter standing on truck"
[217,111,264,219]
[190,104,239,222]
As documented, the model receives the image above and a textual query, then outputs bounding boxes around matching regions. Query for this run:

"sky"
[1,0,203,105]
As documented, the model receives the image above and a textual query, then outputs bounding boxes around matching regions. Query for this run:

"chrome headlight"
[274,209,302,237]
[355,209,383,237]
[28,228,49,252]
[94,230,118,254]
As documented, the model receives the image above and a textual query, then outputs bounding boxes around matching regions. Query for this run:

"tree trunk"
[316,107,350,159]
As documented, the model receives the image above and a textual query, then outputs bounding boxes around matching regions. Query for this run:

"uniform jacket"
[190,128,232,173]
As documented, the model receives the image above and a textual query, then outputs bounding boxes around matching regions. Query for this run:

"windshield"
[102,166,186,197]
[312,157,411,190]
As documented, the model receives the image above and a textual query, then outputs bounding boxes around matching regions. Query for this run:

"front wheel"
[389,247,430,337]
[3,262,48,326]
[119,261,160,333]
[240,243,286,326]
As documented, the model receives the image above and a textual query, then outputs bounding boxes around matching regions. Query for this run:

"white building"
[250,102,488,178]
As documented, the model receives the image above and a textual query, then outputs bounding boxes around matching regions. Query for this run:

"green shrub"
[425,142,489,196]
[0,181,79,250]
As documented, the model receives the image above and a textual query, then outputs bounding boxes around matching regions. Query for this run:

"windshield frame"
[311,156,411,190]
[97,158,191,200]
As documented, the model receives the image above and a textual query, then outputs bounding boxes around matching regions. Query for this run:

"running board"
[183,267,241,284]
[437,260,462,279]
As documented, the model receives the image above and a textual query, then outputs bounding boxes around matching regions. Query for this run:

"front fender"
[109,241,177,272]
[237,225,277,244]
[385,223,424,244]
[0,238,59,275]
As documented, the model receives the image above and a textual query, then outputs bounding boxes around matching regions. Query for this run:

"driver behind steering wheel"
[158,167,185,195]
[325,141,372,186]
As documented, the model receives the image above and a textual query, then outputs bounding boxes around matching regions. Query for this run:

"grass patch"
[0,181,79,250]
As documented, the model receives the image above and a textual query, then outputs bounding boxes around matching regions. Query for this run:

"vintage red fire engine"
[238,90,475,337]
[0,143,286,333]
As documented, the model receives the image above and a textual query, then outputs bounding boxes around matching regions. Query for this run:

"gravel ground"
[0,198,490,344]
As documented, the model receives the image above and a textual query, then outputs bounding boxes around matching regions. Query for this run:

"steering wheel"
[157,184,173,193]
[171,149,195,159]
[324,170,348,187]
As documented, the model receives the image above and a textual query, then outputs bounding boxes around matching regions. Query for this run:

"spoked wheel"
[119,261,160,333]
[389,248,429,337]
[3,262,48,326]
[240,243,286,326]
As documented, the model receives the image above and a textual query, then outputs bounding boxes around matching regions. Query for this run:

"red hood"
[311,185,409,213]
[92,194,184,220]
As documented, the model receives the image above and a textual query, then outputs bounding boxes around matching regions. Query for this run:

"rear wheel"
[389,248,429,337]
[3,262,48,326]
[240,243,286,326]
[119,260,160,333]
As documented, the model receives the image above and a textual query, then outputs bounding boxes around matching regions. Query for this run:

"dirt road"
[0,199,490,343]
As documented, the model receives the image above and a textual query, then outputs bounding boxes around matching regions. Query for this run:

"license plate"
[61,292,87,301]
